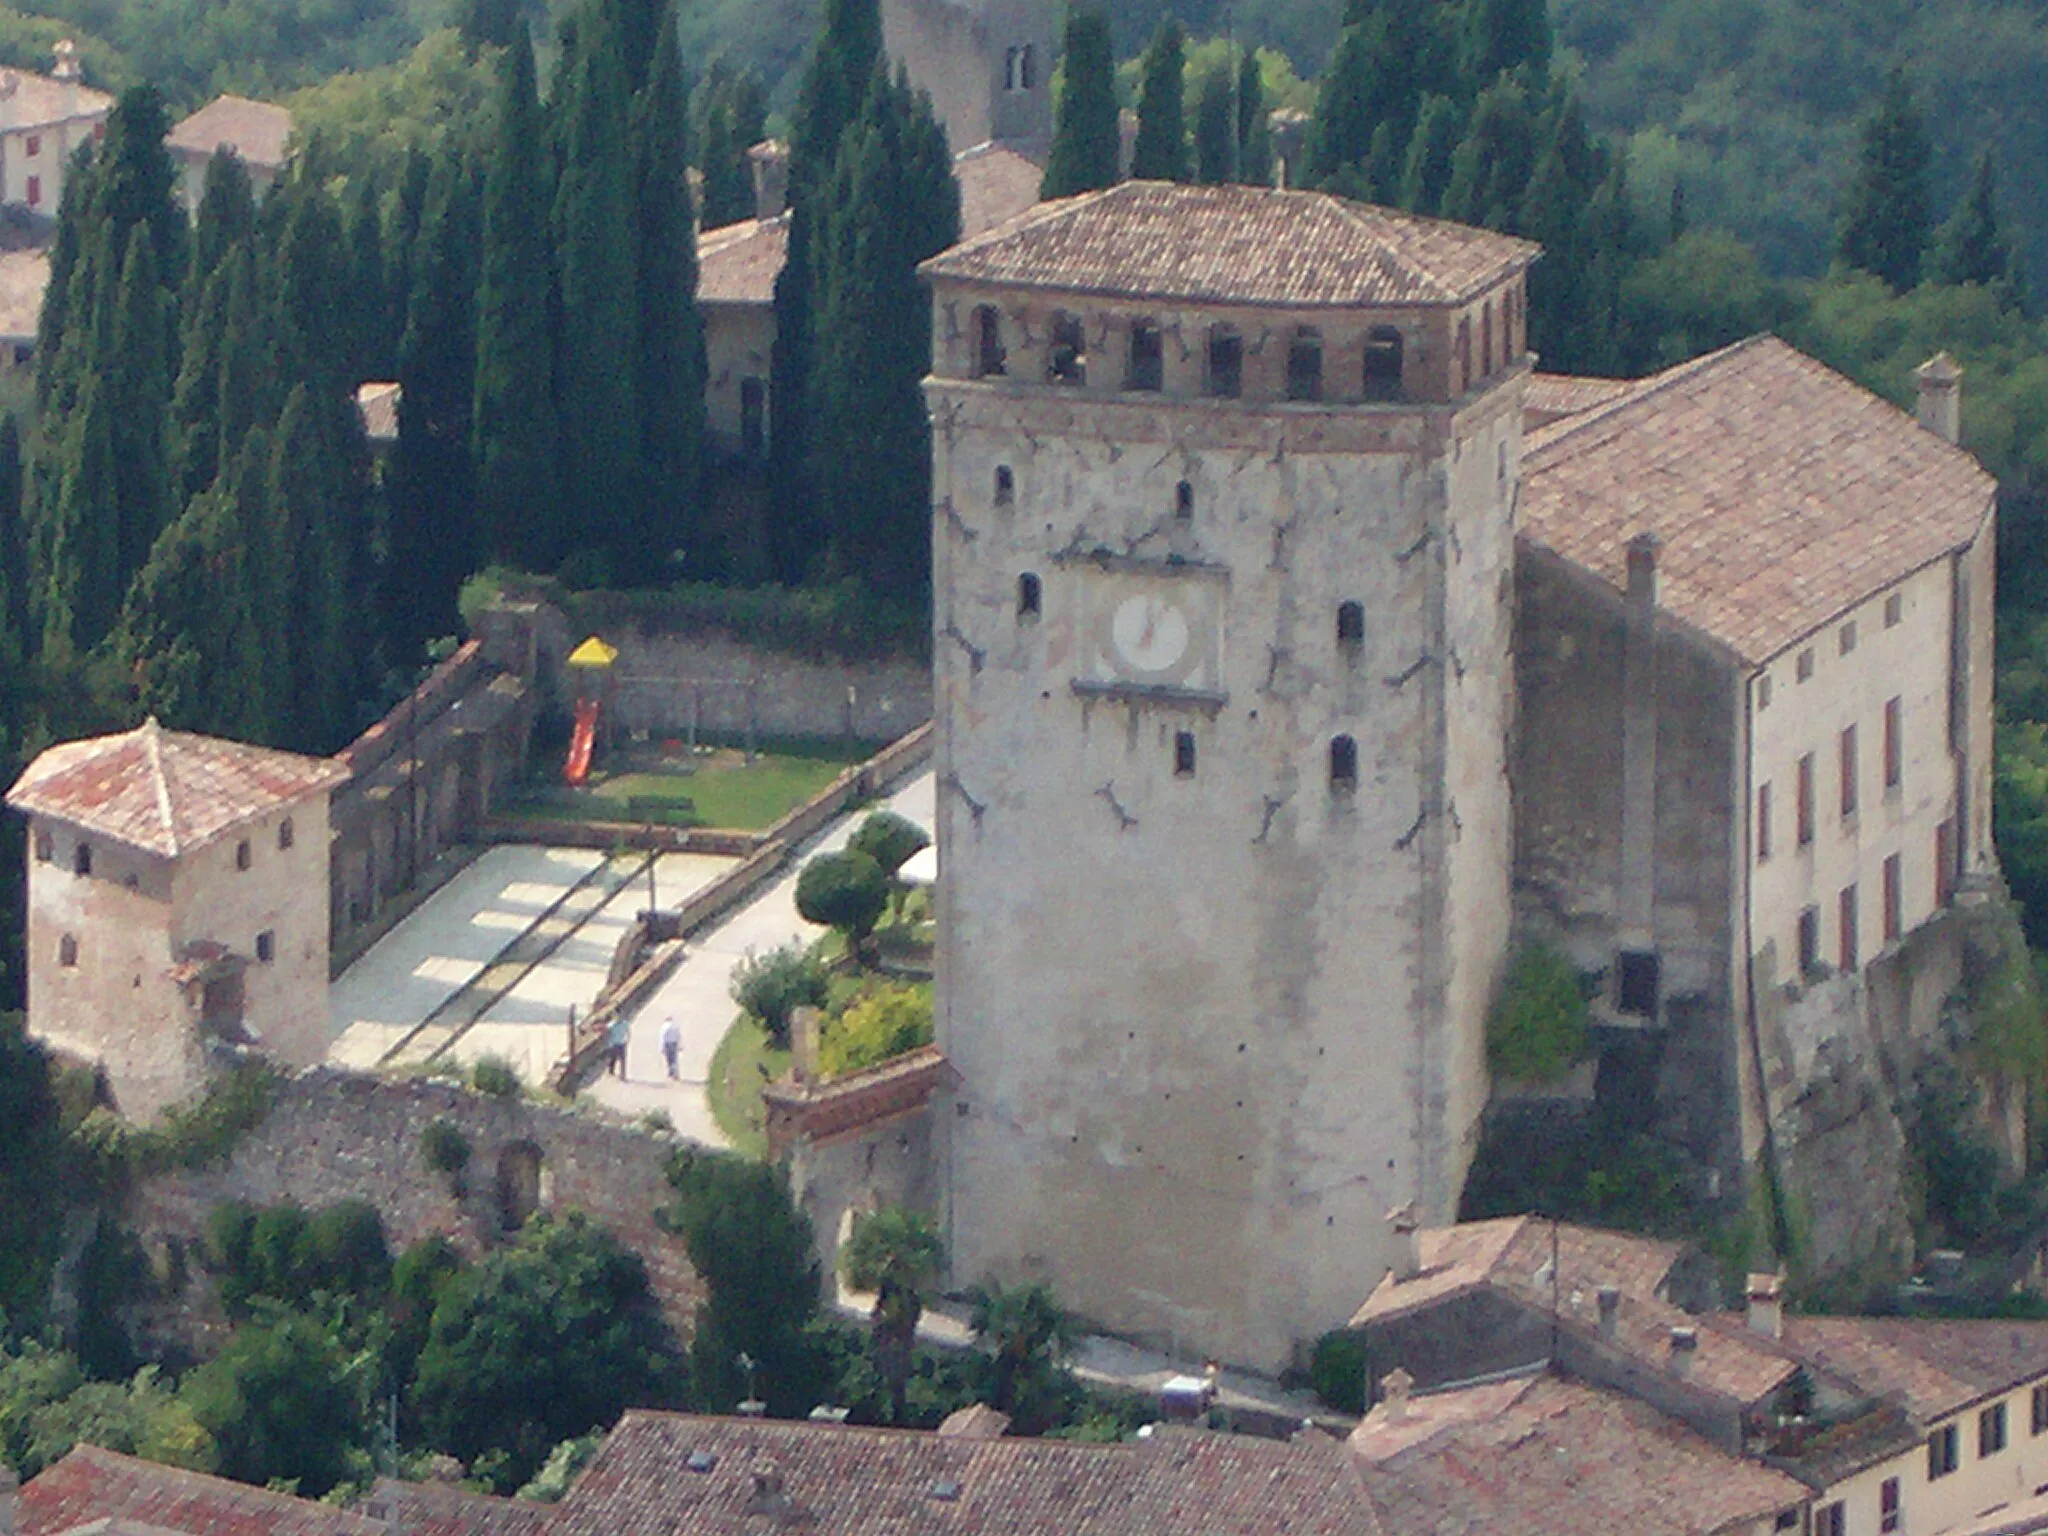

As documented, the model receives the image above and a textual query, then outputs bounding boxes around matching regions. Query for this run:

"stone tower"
[919,182,1537,1369]
[882,0,1054,154]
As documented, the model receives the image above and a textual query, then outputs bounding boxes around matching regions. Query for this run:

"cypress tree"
[1236,48,1270,186]
[43,375,119,654]
[35,141,95,411]
[1460,0,1550,92]
[0,419,26,658]
[92,86,187,304]
[1931,149,2021,300]
[1129,17,1188,182]
[384,148,434,368]
[474,27,562,569]
[270,178,353,396]
[1039,5,1118,199]
[342,172,391,385]
[600,0,670,93]
[1835,67,1931,294]
[188,150,255,307]
[696,94,754,230]
[168,257,236,506]
[107,226,174,591]
[1306,23,1374,188]
[629,18,707,580]
[213,248,274,481]
[1194,65,1236,185]
[1440,74,1538,230]
[269,387,355,751]
[457,0,522,52]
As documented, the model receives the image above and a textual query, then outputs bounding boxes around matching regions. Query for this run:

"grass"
[706,1012,790,1160]
[508,750,854,832]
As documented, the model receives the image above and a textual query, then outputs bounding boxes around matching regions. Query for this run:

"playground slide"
[563,699,599,787]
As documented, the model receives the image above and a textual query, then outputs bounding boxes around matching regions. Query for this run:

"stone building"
[0,42,109,216]
[882,0,1054,158]
[919,180,1538,1369]
[5,720,348,1121]
[165,94,293,213]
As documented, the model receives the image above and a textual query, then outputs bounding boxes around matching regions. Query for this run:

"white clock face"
[1111,594,1190,674]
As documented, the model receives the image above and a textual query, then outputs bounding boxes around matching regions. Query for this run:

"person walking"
[606,1013,630,1078]
[660,1016,682,1080]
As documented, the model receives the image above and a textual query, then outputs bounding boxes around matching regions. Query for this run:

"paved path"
[585,772,936,1143]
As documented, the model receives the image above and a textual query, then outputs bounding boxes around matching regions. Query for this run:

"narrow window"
[1840,620,1857,655]
[1937,819,1957,906]
[1814,1505,1844,1536]
[73,842,91,877]
[1174,730,1196,777]
[1337,601,1365,646]
[740,378,766,455]
[33,829,51,862]
[973,305,1005,377]
[2032,1383,2048,1435]
[1885,592,1903,628]
[1880,1477,1901,1533]
[1330,735,1358,791]
[1883,853,1902,942]
[1047,312,1086,385]
[1018,44,1036,90]
[1797,648,1815,682]
[1756,782,1772,862]
[1285,327,1322,401]
[1884,697,1901,789]
[24,134,39,157]
[1757,674,1772,710]
[994,465,1014,505]
[1796,754,1814,846]
[1127,319,1163,391]
[1982,1401,2009,1456]
[1174,480,1194,519]
[279,817,295,851]
[256,930,275,965]
[26,175,40,208]
[1207,326,1242,398]
[1929,1422,1959,1478]
[1017,572,1041,619]
[1481,301,1494,377]
[1362,326,1403,401]
[1003,45,1020,90]
[58,934,77,968]
[1797,907,1820,977]
[236,839,252,871]
[1456,317,1472,392]
[1839,884,1858,972]
[1839,725,1857,818]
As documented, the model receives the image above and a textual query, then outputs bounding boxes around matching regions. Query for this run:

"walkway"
[584,772,936,1143]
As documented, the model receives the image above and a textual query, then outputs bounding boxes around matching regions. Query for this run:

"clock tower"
[919,182,1536,1369]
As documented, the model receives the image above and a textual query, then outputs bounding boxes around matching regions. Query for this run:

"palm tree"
[841,1207,944,1421]
[968,1279,1075,1433]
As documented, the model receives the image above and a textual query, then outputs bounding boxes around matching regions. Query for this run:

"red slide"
[563,699,599,787]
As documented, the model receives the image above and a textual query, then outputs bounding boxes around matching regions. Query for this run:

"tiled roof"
[1353,1374,1808,1536]
[1523,371,1641,430]
[548,1410,1383,1536]
[695,215,785,306]
[0,247,48,340]
[0,66,111,129]
[355,380,400,442]
[1520,335,1996,665]
[166,95,293,170]
[1737,1315,2048,1423]
[21,1447,384,1536]
[359,1479,553,1536]
[919,180,1536,307]
[7,718,349,857]
[954,141,1043,240]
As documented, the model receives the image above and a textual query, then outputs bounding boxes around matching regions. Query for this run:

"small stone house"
[6,719,348,1120]
[0,42,110,216]
[165,94,293,213]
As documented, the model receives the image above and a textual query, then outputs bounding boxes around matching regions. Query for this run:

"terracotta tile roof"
[1353,1374,1808,1536]
[166,95,293,170]
[21,1446,385,1536]
[1946,1491,2048,1535]
[695,214,785,306]
[954,141,1044,239]
[920,180,1536,307]
[0,66,111,129]
[1735,1315,2048,1423]
[0,247,48,340]
[1520,335,1997,665]
[1523,371,1641,430]
[549,1410,1383,1536]
[7,718,349,857]
[355,380,400,442]
[359,1480,552,1536]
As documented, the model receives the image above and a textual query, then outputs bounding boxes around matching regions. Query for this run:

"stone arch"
[495,1140,544,1232]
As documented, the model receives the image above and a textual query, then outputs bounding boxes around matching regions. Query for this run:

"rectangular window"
[1814,1503,1845,1536]
[33,829,50,862]
[1840,621,1857,655]
[1840,725,1858,818]
[24,134,39,157]
[1207,328,1242,398]
[1881,1477,1901,1533]
[1930,1421,1960,1478]
[2034,1383,2048,1435]
[1798,906,1820,977]
[1756,783,1772,863]
[1839,884,1858,972]
[972,304,1004,377]
[1797,648,1815,682]
[1983,1401,2009,1456]
[1174,730,1196,777]
[1884,697,1902,790]
[1886,592,1904,628]
[1937,819,1957,906]
[1883,853,1902,943]
[26,174,39,208]
[1757,674,1773,710]
[255,930,275,965]
[1286,329,1322,401]
[1797,754,1815,846]
[1127,320,1163,391]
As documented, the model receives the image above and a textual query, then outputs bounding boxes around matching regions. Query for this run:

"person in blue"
[606,1013,630,1077]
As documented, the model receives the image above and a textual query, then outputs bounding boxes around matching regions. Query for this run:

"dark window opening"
[1017,572,1041,619]
[1174,731,1196,777]
[1175,480,1194,519]
[1984,1401,2010,1456]
[1207,327,1242,398]
[1127,319,1163,391]
[1881,1477,1901,1532]
[1456,317,1472,392]
[1885,592,1903,628]
[1839,885,1858,972]
[1840,725,1858,818]
[1337,601,1365,645]
[58,934,76,968]
[236,839,251,871]
[740,377,766,455]
[2032,1384,2048,1436]
[973,305,1005,377]
[256,930,275,965]
[1330,735,1358,790]
[994,465,1014,505]
[33,830,50,862]
[1481,302,1495,377]
[1814,1504,1844,1536]
[1756,782,1771,862]
[1617,950,1660,1017]
[497,1141,544,1231]
[1798,906,1821,978]
[1286,328,1323,401]
[1047,312,1086,385]
[1938,818,1958,906]
[1884,697,1901,789]
[1883,853,1902,942]
[1796,754,1815,846]
[1928,1419,1959,1476]
[1363,326,1403,401]
[1018,44,1036,89]
[279,818,295,850]
[73,843,90,877]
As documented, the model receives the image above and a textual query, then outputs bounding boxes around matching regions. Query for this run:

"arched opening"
[973,305,1005,377]
[1126,319,1163,391]
[1330,735,1359,790]
[994,464,1014,505]
[1017,572,1041,619]
[1047,312,1086,385]
[1286,327,1323,401]
[278,818,295,851]
[236,839,251,871]
[496,1141,544,1232]
[1206,325,1242,398]
[1337,601,1365,646]
[1363,327,1403,401]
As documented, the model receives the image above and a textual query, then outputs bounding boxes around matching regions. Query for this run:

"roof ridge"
[141,717,178,858]
[1527,333,1773,459]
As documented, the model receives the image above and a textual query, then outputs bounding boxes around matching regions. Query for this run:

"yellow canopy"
[566,635,619,668]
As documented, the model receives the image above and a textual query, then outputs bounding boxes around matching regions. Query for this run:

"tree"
[1235,47,1270,186]
[667,1150,827,1416]
[818,984,932,1075]
[1305,23,1374,190]
[180,1308,365,1496]
[1460,0,1550,91]
[1439,72,1539,231]
[267,387,360,752]
[695,82,756,230]
[1039,6,1118,199]
[1193,63,1236,184]
[473,28,561,569]
[107,226,173,592]
[1129,17,1187,182]
[839,1208,943,1423]
[0,1016,61,1327]
[729,941,829,1045]
[1932,149,2022,301]
[847,809,928,876]
[968,1280,1074,1434]
[1398,94,1464,213]
[187,150,255,307]
[1835,67,1931,294]
[457,0,521,51]
[413,1213,681,1490]
[795,846,890,954]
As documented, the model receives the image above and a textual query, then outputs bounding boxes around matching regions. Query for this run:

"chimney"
[51,39,77,120]
[1916,352,1962,444]
[0,1462,18,1536]
[1596,1285,1620,1341]
[1387,1202,1421,1282]
[747,140,789,221]
[1667,1326,1697,1382]
[1379,1366,1414,1425]
[1745,1272,1784,1340]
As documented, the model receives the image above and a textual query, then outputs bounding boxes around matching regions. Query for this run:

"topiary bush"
[730,941,830,1046]
[1486,944,1591,1083]
[847,811,929,878]
[1309,1328,1369,1414]
[819,985,933,1077]
[795,848,891,959]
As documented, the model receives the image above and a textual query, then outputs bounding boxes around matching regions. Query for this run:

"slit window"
[1286,327,1323,401]
[1839,884,1858,972]
[1017,571,1041,619]
[1885,592,1903,628]
[1883,853,1902,942]
[994,465,1014,505]
[1174,730,1196,777]
[1456,317,1472,392]
[1207,326,1242,398]
[1756,782,1771,862]
[1337,601,1365,646]
[1840,725,1858,818]
[1047,312,1086,385]
[1481,301,1494,376]
[973,305,1005,377]
[73,843,91,877]
[58,933,76,968]
[1330,735,1359,790]
[279,818,294,850]
[236,839,252,871]
[256,930,275,965]
[1797,906,1820,977]
[1363,327,1403,400]
[1797,754,1814,846]
[33,829,50,862]
[1175,480,1194,519]
[1127,319,1163,391]
[1884,697,1901,789]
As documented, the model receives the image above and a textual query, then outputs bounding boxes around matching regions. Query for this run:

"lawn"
[706,1012,790,1159]
[511,749,854,832]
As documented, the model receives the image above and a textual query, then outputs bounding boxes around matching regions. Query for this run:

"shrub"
[730,942,830,1045]
[180,1307,366,1496]
[795,849,890,955]
[1486,944,1590,1083]
[1309,1329,1369,1413]
[847,811,929,878]
[420,1118,472,1182]
[819,986,933,1077]
[471,1055,522,1099]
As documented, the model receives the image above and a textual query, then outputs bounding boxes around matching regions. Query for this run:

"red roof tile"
[1727,1315,2048,1423]
[7,719,348,857]
[695,215,785,306]
[954,141,1044,240]
[21,1447,384,1536]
